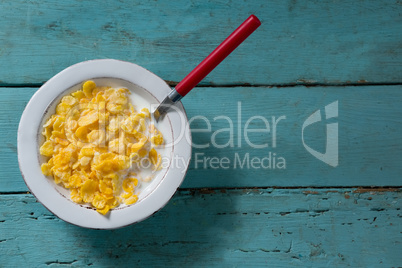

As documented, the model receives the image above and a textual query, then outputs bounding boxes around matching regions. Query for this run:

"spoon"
[153,14,261,121]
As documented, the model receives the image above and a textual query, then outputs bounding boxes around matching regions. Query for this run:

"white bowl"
[18,59,192,229]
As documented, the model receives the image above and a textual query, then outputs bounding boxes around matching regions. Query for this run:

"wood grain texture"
[0,0,401,85]
[1,1,401,266]
[3,85,402,192]
[0,188,400,267]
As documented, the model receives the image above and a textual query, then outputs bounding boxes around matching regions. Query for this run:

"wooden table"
[1,1,401,266]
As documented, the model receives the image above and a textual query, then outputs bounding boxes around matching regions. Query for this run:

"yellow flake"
[107,198,119,209]
[40,141,54,157]
[117,155,131,170]
[61,95,78,106]
[132,137,147,151]
[68,109,80,121]
[71,188,82,203]
[87,129,105,145]
[106,102,123,114]
[55,137,69,146]
[117,87,130,95]
[108,117,119,132]
[141,108,150,118]
[83,80,96,98]
[121,191,132,199]
[98,104,108,125]
[99,152,115,161]
[75,126,89,141]
[111,94,127,106]
[92,89,105,100]
[92,194,106,210]
[97,205,110,215]
[138,118,146,132]
[71,90,85,100]
[149,148,161,170]
[41,163,52,176]
[68,174,83,188]
[136,113,145,119]
[121,117,137,134]
[151,134,164,146]
[72,161,80,169]
[56,103,71,115]
[78,110,98,127]
[101,193,115,200]
[148,148,157,164]
[81,179,98,203]
[99,180,113,195]
[124,195,138,205]
[80,147,95,157]
[79,156,92,166]
[138,148,148,158]
[122,177,138,193]
[108,138,124,155]
[95,159,120,174]
[42,127,52,140]
[66,119,78,132]
[51,131,65,139]
[43,116,56,128]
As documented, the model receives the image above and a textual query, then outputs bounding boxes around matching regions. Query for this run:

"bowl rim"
[17,59,192,229]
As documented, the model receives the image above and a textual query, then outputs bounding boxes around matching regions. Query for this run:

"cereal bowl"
[18,59,192,229]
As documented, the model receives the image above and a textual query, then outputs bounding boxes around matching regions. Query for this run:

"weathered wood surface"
[0,0,401,85]
[1,0,401,266]
[0,189,400,267]
[2,85,401,191]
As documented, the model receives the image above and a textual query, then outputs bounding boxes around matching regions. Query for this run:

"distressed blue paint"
[0,0,401,266]
[0,189,400,267]
[2,85,402,191]
[0,0,401,85]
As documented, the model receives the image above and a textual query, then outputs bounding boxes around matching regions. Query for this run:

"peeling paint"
[353,188,400,193]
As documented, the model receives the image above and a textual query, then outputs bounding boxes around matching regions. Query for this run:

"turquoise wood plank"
[2,85,402,192]
[0,0,401,85]
[0,189,400,267]
[181,85,402,188]
[0,88,36,192]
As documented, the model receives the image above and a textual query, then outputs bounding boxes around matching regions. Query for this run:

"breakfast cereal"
[39,80,163,215]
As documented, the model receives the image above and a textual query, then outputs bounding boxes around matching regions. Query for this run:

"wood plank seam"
[1,187,400,196]
[2,82,402,88]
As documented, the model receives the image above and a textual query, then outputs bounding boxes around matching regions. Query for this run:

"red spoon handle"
[175,15,261,97]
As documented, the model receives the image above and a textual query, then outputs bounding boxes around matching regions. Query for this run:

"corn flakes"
[39,80,164,215]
